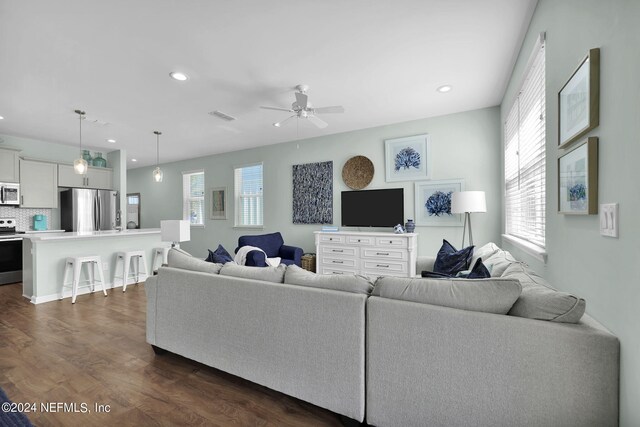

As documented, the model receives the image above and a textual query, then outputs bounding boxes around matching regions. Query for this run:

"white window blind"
[234,163,263,227]
[182,170,205,225]
[505,37,546,248]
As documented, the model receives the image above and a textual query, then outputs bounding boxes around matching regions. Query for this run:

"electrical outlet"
[600,203,618,238]
[102,262,109,271]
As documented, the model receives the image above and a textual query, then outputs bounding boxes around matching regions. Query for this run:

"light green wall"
[128,107,501,258]
[501,1,639,424]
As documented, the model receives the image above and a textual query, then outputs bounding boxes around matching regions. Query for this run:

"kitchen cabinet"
[58,164,113,190]
[19,159,58,208]
[0,148,21,183]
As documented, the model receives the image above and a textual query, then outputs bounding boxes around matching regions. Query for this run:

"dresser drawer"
[319,234,344,244]
[361,248,407,261]
[321,256,357,269]
[321,267,358,275]
[362,260,407,274]
[321,246,357,257]
[375,237,408,247]
[346,235,374,245]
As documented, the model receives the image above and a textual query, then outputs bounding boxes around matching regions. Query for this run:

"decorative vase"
[91,152,107,168]
[404,219,415,233]
[82,150,92,164]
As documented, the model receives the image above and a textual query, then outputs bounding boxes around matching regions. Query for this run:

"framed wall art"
[558,137,598,215]
[385,134,431,182]
[210,187,227,220]
[558,48,600,148]
[414,179,464,226]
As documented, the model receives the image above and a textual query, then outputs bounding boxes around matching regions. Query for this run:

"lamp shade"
[160,220,190,243]
[451,191,486,214]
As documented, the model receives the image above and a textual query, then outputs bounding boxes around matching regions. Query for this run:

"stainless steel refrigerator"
[60,188,120,232]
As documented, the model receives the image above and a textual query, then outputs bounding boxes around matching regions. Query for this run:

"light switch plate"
[600,203,618,238]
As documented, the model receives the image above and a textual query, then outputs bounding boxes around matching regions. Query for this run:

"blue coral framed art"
[558,137,598,215]
[414,179,465,226]
[384,134,431,182]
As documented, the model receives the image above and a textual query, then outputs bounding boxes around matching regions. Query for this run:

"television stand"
[314,231,417,277]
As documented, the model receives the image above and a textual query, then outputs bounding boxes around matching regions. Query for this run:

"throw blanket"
[234,245,281,267]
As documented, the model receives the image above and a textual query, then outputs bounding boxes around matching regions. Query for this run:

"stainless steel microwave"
[0,183,20,205]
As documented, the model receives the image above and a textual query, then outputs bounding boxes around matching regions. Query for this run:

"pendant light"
[152,131,163,182]
[73,109,88,175]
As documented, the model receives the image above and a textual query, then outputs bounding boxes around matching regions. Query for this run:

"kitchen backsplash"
[0,206,52,231]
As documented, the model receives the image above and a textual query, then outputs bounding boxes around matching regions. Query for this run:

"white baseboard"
[28,276,148,305]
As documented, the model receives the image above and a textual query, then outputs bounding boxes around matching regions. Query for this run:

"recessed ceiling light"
[169,72,188,81]
[437,85,452,93]
[0,116,4,120]
[131,158,137,162]
[107,139,116,143]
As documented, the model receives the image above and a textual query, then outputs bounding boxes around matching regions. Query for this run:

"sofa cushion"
[469,242,502,271]
[284,265,374,295]
[372,276,522,315]
[209,244,234,264]
[433,240,474,276]
[167,249,223,274]
[220,263,286,283]
[483,247,519,277]
[503,263,586,323]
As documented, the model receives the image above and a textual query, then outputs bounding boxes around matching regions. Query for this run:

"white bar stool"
[151,247,170,272]
[114,250,149,292]
[61,256,108,304]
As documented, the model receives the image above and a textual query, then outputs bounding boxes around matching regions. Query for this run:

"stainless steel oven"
[0,183,20,206]
[0,218,23,285]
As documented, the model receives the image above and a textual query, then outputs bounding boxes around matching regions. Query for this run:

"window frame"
[502,32,547,262]
[233,162,264,229]
[182,169,205,227]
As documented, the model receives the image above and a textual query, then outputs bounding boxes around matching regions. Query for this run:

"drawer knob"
[376,252,389,256]
[332,249,344,252]
[376,264,390,268]
[333,271,343,275]
[357,239,361,242]
[332,260,344,264]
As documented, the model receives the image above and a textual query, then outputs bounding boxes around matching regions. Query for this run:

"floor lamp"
[451,191,486,248]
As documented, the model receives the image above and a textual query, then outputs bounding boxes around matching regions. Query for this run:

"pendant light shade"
[73,110,88,175]
[153,131,163,183]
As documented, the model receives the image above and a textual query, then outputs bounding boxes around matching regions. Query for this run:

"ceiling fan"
[260,84,344,129]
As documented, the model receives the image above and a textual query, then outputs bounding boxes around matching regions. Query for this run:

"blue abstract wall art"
[292,161,333,224]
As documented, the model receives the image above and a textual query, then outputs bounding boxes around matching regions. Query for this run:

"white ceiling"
[0,0,537,168]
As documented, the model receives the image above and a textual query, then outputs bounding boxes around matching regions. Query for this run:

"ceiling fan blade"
[260,106,294,112]
[295,92,308,109]
[273,115,297,127]
[307,115,328,129]
[313,105,344,114]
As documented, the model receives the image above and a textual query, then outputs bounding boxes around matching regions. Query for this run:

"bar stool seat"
[151,247,171,272]
[114,250,149,292]
[61,255,108,304]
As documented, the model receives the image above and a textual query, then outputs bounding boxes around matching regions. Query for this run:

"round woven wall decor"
[342,155,375,190]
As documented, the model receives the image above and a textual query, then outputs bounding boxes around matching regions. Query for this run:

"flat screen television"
[341,188,404,227]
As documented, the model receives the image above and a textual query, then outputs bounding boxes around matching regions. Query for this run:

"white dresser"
[314,231,418,278]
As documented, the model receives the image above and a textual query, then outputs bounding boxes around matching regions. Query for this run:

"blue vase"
[405,219,415,233]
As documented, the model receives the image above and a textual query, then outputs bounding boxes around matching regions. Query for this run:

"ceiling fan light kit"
[260,84,344,129]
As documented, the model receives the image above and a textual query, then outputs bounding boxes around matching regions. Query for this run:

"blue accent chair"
[235,232,303,267]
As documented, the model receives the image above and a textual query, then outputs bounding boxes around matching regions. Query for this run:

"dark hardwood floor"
[0,282,343,426]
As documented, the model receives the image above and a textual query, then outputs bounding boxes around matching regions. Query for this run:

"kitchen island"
[22,229,165,304]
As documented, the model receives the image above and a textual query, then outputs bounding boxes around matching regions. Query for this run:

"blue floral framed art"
[414,179,465,226]
[384,134,431,182]
[558,137,598,215]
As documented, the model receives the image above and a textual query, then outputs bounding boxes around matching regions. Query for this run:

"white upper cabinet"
[19,159,59,208]
[0,148,21,183]
[58,164,113,190]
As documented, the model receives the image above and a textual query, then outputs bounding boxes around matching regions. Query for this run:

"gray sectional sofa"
[145,244,620,426]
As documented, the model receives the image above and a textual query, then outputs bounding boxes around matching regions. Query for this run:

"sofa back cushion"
[237,232,284,257]
[167,248,223,274]
[372,276,522,315]
[220,263,286,283]
[503,263,586,323]
[284,265,374,295]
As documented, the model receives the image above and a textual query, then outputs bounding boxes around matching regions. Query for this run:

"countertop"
[24,228,161,241]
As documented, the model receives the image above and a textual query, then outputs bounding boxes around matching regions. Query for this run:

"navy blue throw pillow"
[466,258,491,279]
[433,239,474,276]
[421,271,453,278]
[208,244,234,264]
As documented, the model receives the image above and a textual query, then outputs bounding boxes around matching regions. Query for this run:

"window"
[234,163,263,227]
[504,36,546,249]
[182,170,205,226]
